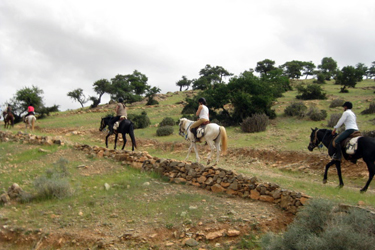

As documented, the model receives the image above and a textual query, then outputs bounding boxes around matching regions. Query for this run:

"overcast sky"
[1,0,374,111]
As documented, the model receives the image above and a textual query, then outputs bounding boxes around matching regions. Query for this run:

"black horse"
[99,116,137,151]
[308,128,375,192]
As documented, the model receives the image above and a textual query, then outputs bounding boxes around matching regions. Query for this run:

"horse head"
[308,127,319,151]
[178,118,188,136]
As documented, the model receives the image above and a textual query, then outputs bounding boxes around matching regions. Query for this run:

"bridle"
[310,129,329,150]
[179,120,193,140]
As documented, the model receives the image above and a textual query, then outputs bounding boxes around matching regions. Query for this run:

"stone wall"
[1,131,310,213]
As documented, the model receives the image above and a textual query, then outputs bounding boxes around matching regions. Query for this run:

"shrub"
[159,117,176,127]
[329,99,345,108]
[361,102,375,114]
[313,73,326,84]
[128,111,151,129]
[241,113,269,133]
[284,102,307,118]
[362,130,375,138]
[156,126,174,136]
[327,113,341,127]
[34,158,73,200]
[261,199,375,250]
[306,107,327,121]
[146,99,159,106]
[296,84,327,100]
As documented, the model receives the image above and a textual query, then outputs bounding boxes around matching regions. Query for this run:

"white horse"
[179,118,227,165]
[25,115,36,131]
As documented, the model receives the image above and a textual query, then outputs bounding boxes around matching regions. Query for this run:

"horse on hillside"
[3,111,14,129]
[99,115,137,151]
[179,118,227,166]
[308,128,375,192]
[24,115,36,131]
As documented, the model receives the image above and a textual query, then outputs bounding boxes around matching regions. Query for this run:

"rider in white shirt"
[332,101,359,160]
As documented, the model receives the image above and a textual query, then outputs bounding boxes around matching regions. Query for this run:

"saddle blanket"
[346,136,361,155]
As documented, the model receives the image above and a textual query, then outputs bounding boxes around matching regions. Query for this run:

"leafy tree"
[176,76,192,91]
[6,85,59,122]
[280,60,304,79]
[255,59,276,76]
[369,61,375,80]
[145,86,161,105]
[67,88,87,108]
[335,66,362,93]
[91,79,111,108]
[296,84,327,100]
[192,64,232,90]
[110,70,149,103]
[355,63,368,80]
[302,61,316,79]
[318,57,338,80]
[201,83,231,120]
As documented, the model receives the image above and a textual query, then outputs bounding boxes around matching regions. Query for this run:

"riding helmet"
[342,101,353,109]
[118,97,124,103]
[198,97,207,105]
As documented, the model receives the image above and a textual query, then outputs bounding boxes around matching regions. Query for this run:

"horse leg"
[185,142,194,161]
[32,119,35,131]
[323,160,336,184]
[360,160,375,193]
[192,142,200,163]
[121,133,127,150]
[206,140,215,166]
[114,133,118,150]
[214,139,222,166]
[105,134,111,148]
[334,161,344,188]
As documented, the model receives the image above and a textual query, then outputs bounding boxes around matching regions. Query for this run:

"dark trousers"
[335,129,357,146]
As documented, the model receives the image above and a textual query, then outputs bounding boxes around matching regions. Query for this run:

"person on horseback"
[109,97,127,134]
[332,101,359,160]
[24,104,35,122]
[5,104,12,119]
[190,97,209,142]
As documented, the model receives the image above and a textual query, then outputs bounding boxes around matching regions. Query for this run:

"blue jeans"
[335,129,357,146]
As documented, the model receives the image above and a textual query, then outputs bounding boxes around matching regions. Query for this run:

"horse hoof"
[338,185,344,189]
[323,179,327,184]
[360,189,367,193]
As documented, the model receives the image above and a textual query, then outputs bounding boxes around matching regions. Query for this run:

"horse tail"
[129,123,137,149]
[219,126,227,154]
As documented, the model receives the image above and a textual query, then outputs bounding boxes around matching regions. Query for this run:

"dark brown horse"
[308,128,375,192]
[3,111,14,129]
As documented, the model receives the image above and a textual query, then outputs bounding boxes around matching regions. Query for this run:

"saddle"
[113,116,127,131]
[334,131,362,155]
[191,121,210,142]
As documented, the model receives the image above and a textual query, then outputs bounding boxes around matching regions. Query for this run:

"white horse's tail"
[219,126,227,154]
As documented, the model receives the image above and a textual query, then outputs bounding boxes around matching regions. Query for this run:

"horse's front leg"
[360,160,375,193]
[121,133,127,150]
[192,142,200,163]
[105,134,111,148]
[323,160,336,184]
[185,142,194,161]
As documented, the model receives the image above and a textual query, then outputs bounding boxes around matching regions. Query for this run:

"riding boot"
[332,146,342,161]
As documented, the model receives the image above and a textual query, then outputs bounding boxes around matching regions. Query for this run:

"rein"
[181,122,193,140]
[313,129,329,150]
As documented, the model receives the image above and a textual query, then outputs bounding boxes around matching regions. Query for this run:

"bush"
[306,107,327,121]
[284,102,307,118]
[241,113,269,133]
[362,130,375,138]
[261,199,375,250]
[156,126,174,136]
[33,158,73,200]
[128,111,151,129]
[329,99,345,108]
[296,84,327,100]
[159,117,176,127]
[361,102,375,115]
[327,113,341,127]
[146,99,159,106]
[313,73,326,84]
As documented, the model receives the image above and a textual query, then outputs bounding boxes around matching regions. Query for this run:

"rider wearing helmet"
[109,97,127,134]
[189,97,209,141]
[332,101,359,160]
